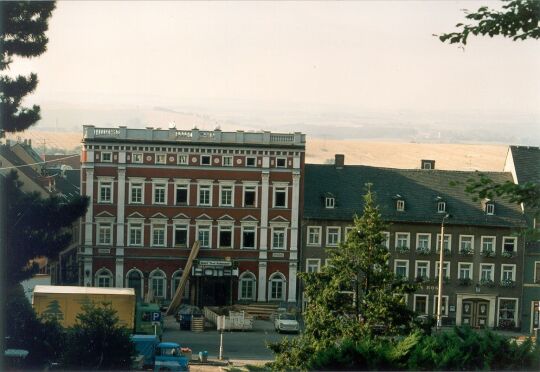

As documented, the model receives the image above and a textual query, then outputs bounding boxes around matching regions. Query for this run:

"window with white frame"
[433,295,449,316]
[175,183,189,205]
[171,271,189,299]
[132,153,143,163]
[178,154,188,165]
[345,226,354,241]
[101,152,112,162]
[128,222,143,246]
[173,224,188,247]
[273,185,287,208]
[218,225,233,248]
[396,199,405,211]
[501,264,516,281]
[198,184,212,206]
[129,180,144,204]
[437,201,446,213]
[153,182,167,204]
[307,226,322,246]
[480,263,494,281]
[222,156,233,167]
[150,270,166,298]
[326,227,341,246]
[325,197,335,209]
[498,298,518,326]
[197,224,211,248]
[481,236,496,253]
[201,155,211,165]
[459,235,474,253]
[416,233,431,250]
[394,260,409,279]
[246,157,256,167]
[97,223,112,245]
[395,232,410,249]
[276,157,287,168]
[382,231,390,248]
[458,262,473,279]
[239,272,256,300]
[96,269,113,287]
[241,225,256,249]
[414,294,428,315]
[436,234,451,252]
[98,180,113,203]
[435,261,450,279]
[306,259,321,273]
[486,203,495,215]
[220,184,234,207]
[415,261,430,279]
[156,154,166,164]
[151,223,166,247]
[268,273,286,301]
[243,185,257,207]
[502,236,517,253]
[272,227,286,250]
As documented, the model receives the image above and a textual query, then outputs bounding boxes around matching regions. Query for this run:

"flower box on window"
[480,278,495,287]
[458,278,472,286]
[415,275,430,284]
[396,246,409,254]
[434,276,450,284]
[482,249,496,258]
[416,247,431,255]
[459,247,474,256]
[501,251,515,258]
[500,279,515,288]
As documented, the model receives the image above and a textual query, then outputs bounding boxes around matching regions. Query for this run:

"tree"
[62,302,137,370]
[1,1,56,133]
[438,0,540,45]
[5,171,88,286]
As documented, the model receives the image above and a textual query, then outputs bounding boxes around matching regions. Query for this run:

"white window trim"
[270,224,288,250]
[395,232,410,249]
[127,219,144,247]
[172,221,190,247]
[97,177,114,204]
[435,261,451,279]
[242,182,258,208]
[382,231,390,248]
[245,156,257,167]
[128,177,145,205]
[197,181,213,207]
[101,151,112,163]
[272,182,289,208]
[217,223,234,249]
[96,222,113,246]
[177,154,189,165]
[196,223,213,249]
[307,226,322,246]
[152,179,168,205]
[238,271,257,301]
[394,259,409,279]
[480,236,496,252]
[436,233,452,252]
[219,182,235,207]
[125,269,144,297]
[306,258,321,273]
[95,268,114,287]
[416,233,431,249]
[345,227,354,240]
[486,203,495,215]
[437,201,446,213]
[200,154,211,166]
[174,179,190,205]
[149,269,167,298]
[502,236,518,253]
[222,155,233,167]
[413,294,429,315]
[150,220,168,247]
[396,199,405,211]
[326,226,342,247]
[480,263,495,281]
[415,260,431,279]
[500,264,516,281]
[458,262,474,279]
[497,297,519,328]
[132,152,143,164]
[325,197,335,209]
[268,272,287,301]
[433,295,449,317]
[240,223,257,249]
[155,153,167,164]
[459,235,475,252]
[276,157,287,168]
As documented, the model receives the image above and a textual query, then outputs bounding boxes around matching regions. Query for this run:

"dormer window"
[437,201,446,213]
[486,203,495,215]
[325,197,335,209]
[396,200,405,211]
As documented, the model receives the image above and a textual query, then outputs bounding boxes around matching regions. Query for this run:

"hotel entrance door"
[462,299,490,328]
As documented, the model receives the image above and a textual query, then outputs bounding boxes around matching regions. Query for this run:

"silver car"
[274,313,300,333]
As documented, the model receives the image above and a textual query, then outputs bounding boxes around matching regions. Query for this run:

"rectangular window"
[272,227,286,250]
[243,186,256,207]
[201,155,211,165]
[382,231,390,248]
[396,200,405,211]
[246,157,256,167]
[198,185,211,206]
[220,185,233,207]
[414,295,428,315]
[459,235,474,253]
[99,181,113,203]
[222,156,233,167]
[325,197,335,209]
[502,236,517,253]
[436,234,451,252]
[174,225,188,247]
[274,187,287,208]
[132,153,143,163]
[175,184,188,205]
[498,298,517,327]
[98,224,112,245]
[153,183,167,204]
[416,233,431,250]
[219,226,233,248]
[240,277,255,300]
[130,183,143,204]
[433,296,449,316]
[101,152,112,162]
[480,264,494,281]
[152,224,166,247]
[486,203,495,215]
[156,154,166,164]
[198,225,211,248]
[151,278,164,298]
[501,264,515,281]
[178,154,188,165]
[241,226,256,249]
[435,261,450,279]
[307,226,322,246]
[128,223,143,246]
[306,259,321,273]
[326,227,341,246]
[276,158,286,167]
[395,233,410,249]
[415,261,430,279]
[481,236,496,253]
[394,260,409,279]
[458,262,473,279]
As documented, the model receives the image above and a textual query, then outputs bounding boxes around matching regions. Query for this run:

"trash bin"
[180,314,192,330]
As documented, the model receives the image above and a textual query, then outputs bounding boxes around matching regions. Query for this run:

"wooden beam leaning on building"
[166,241,200,316]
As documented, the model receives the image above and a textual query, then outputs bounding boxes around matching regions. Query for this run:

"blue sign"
[151,312,161,322]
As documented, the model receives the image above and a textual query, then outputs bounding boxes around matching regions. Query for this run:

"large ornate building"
[80,125,305,306]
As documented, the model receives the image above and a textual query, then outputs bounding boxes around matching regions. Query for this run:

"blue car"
[154,342,190,371]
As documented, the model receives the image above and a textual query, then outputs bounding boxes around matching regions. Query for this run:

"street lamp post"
[436,213,450,330]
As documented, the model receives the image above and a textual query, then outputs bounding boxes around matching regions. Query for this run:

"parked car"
[274,313,300,333]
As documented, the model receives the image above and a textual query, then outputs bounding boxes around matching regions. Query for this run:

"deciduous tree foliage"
[438,0,540,45]
[0,1,56,133]
[5,171,88,285]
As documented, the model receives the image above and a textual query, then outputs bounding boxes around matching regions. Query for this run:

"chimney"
[421,159,435,170]
[335,154,345,169]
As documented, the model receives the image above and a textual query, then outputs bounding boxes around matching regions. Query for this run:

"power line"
[0,154,80,170]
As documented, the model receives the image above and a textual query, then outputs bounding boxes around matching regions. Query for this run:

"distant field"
[7,130,507,171]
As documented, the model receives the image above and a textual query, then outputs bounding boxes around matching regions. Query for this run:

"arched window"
[238,271,256,301]
[150,269,166,298]
[126,269,143,300]
[95,268,113,287]
[171,270,190,300]
[268,272,286,301]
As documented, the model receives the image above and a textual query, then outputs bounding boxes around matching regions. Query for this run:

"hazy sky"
[8,1,540,137]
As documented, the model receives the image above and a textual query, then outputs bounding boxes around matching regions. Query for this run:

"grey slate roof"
[304,164,526,228]
[510,146,540,185]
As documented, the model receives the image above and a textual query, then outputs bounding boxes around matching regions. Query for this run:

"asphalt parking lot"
[161,315,300,361]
